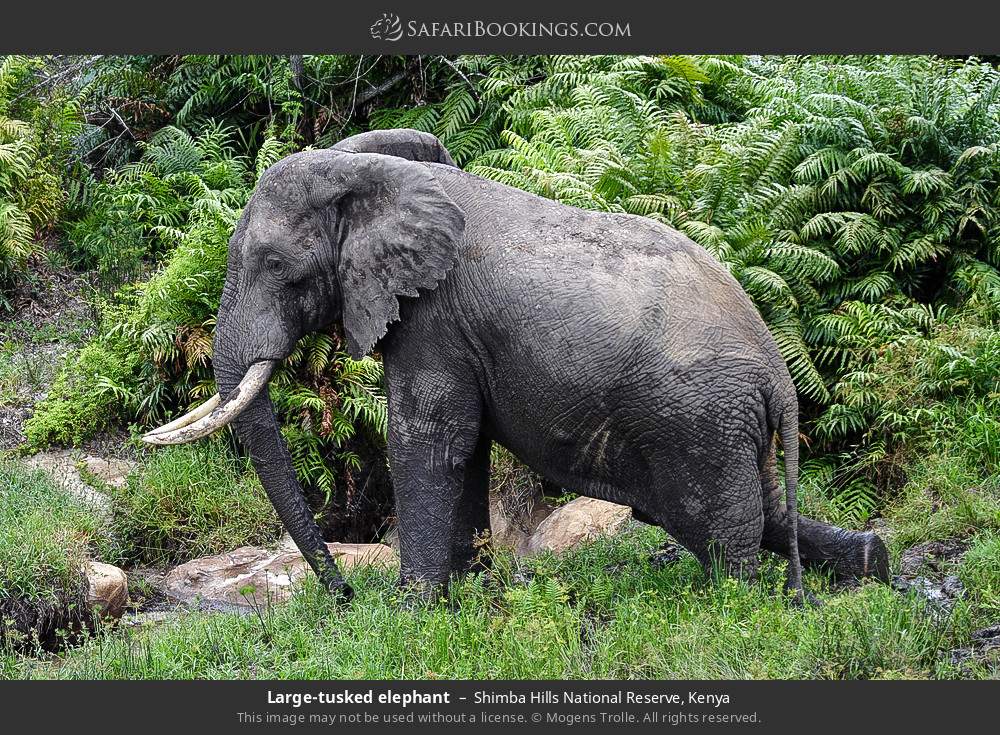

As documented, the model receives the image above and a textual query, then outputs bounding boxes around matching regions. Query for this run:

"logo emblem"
[370,13,403,41]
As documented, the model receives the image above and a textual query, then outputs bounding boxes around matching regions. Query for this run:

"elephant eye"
[263,253,285,274]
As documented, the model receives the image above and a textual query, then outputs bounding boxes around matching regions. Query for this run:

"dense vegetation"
[1,54,998,678]
[5,54,998,522]
[110,439,281,564]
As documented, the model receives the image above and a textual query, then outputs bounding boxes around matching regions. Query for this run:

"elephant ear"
[330,152,465,359]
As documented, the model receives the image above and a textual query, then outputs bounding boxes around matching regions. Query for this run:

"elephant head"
[141,144,466,594]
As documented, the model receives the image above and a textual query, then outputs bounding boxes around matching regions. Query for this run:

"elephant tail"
[778,398,805,604]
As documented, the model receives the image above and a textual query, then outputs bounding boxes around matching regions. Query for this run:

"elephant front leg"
[383,334,487,602]
[393,459,462,602]
[386,388,483,602]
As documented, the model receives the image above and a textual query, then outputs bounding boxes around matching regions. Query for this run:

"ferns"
[63,123,272,292]
[0,56,80,305]
[807,309,1000,523]
[15,53,1000,531]
[274,344,386,500]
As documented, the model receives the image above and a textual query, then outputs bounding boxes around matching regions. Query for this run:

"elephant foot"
[810,530,890,584]
[785,583,823,608]
[791,518,891,584]
[397,578,446,610]
[324,577,355,602]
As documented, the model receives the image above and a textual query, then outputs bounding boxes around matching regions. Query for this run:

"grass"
[0,341,51,407]
[0,458,113,650]
[958,532,1000,624]
[0,345,29,407]
[109,439,283,565]
[4,524,995,681]
[885,453,1000,553]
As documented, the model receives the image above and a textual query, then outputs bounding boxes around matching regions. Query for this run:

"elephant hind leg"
[656,451,764,584]
[759,439,889,583]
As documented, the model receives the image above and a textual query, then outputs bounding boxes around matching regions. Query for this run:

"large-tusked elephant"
[143,128,889,603]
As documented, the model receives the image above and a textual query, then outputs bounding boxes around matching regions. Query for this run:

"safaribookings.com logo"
[370,13,404,41]
[370,13,631,41]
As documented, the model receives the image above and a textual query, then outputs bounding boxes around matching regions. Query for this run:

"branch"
[11,55,104,104]
[436,56,480,100]
[353,62,418,108]
[334,57,417,136]
[106,106,135,140]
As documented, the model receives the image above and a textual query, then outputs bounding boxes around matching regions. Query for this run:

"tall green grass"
[0,458,112,649]
[109,439,282,564]
[9,527,993,680]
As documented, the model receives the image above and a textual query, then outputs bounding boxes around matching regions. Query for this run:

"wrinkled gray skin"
[213,128,889,603]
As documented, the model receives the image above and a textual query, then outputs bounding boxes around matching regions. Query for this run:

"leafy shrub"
[23,334,141,447]
[0,458,113,649]
[63,123,261,290]
[810,306,1000,526]
[110,439,282,564]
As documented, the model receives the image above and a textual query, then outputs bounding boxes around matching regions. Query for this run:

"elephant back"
[332,129,457,167]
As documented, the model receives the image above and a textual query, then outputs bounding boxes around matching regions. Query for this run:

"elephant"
[143,128,890,603]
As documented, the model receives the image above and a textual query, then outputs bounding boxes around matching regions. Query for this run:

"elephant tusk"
[141,361,276,446]
[145,394,222,436]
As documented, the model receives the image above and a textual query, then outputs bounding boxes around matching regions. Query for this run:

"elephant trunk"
[209,321,352,598]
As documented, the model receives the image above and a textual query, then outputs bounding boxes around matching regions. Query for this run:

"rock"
[81,455,136,489]
[490,491,557,554]
[892,574,965,616]
[892,539,969,618]
[381,527,400,553]
[379,491,557,557]
[949,624,1000,668]
[649,542,687,569]
[972,623,1000,642]
[898,539,967,577]
[510,570,536,586]
[24,450,113,515]
[120,611,176,629]
[86,562,129,618]
[162,543,397,608]
[603,541,688,575]
[525,497,632,555]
